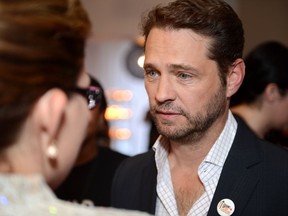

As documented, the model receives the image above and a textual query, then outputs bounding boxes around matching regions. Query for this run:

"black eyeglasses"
[70,86,102,110]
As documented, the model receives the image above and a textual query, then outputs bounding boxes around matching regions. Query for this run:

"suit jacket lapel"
[208,118,262,216]
[139,151,157,214]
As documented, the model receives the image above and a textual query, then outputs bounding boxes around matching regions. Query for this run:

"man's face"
[143,28,228,143]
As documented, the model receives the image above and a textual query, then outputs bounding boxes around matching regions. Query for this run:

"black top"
[233,113,288,148]
[55,146,128,207]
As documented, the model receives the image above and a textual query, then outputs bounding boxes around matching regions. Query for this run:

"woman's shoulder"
[48,199,151,216]
[1,201,150,216]
[0,174,150,216]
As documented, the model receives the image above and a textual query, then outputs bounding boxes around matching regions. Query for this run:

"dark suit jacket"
[111,118,288,215]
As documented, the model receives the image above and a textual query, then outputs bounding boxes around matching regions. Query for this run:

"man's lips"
[156,110,181,120]
[156,110,179,115]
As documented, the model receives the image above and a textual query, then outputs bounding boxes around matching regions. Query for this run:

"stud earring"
[47,140,58,160]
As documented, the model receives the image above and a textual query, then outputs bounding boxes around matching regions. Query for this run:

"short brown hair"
[141,0,244,85]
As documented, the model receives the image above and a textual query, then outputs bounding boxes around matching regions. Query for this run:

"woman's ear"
[264,83,281,103]
[33,89,68,146]
[226,58,245,98]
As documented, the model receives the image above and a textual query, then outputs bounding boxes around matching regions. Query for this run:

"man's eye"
[145,70,157,78]
[178,73,191,80]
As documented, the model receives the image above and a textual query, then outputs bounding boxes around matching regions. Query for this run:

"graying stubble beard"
[151,84,227,144]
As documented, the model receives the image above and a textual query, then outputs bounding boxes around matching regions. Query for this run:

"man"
[111,0,288,215]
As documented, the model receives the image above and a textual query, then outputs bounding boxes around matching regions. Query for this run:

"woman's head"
[231,41,288,135]
[0,0,92,188]
[231,41,288,106]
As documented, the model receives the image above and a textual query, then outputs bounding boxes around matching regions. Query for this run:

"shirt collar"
[153,111,237,167]
[204,111,237,166]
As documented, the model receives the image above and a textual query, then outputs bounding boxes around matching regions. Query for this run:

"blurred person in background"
[55,76,128,207]
[231,41,288,148]
[0,1,149,215]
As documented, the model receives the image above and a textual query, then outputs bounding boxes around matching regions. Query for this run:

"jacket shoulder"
[116,150,155,174]
[111,150,157,213]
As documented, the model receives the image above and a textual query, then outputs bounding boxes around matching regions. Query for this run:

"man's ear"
[226,58,245,98]
[33,89,68,144]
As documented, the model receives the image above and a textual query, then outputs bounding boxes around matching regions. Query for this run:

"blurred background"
[80,0,288,156]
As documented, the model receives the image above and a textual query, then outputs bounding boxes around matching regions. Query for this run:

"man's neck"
[168,112,228,170]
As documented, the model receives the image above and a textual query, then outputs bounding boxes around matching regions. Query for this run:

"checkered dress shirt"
[153,111,237,216]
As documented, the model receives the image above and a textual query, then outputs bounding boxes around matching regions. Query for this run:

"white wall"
[81,0,172,41]
[81,0,238,41]
[238,0,288,54]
